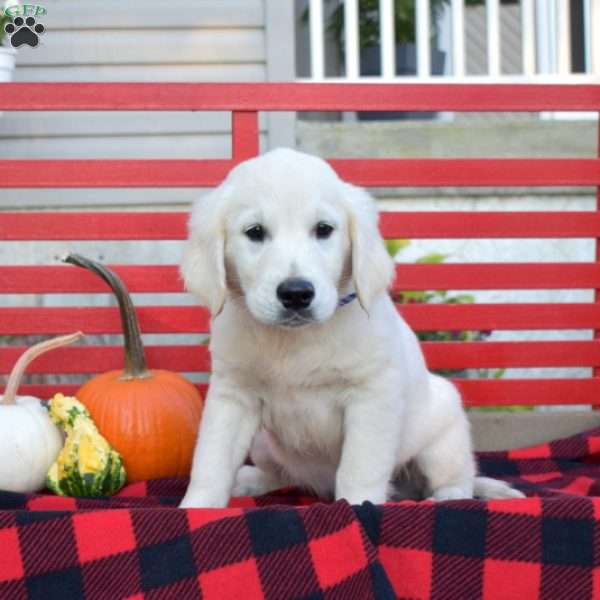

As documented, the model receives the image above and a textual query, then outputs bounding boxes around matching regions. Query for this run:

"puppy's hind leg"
[414,377,476,501]
[416,416,476,501]
[474,476,525,499]
[413,377,525,501]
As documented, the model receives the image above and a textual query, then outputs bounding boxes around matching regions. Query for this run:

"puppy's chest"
[246,352,348,456]
[240,335,359,389]
[215,330,374,456]
[259,385,344,458]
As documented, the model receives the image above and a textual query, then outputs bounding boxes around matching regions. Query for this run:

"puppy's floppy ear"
[342,183,396,312]
[180,186,228,316]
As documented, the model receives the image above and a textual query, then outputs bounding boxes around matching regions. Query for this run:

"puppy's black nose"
[277,278,315,310]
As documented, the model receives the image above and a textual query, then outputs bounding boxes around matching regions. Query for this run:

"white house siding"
[465,4,522,76]
[0,0,295,209]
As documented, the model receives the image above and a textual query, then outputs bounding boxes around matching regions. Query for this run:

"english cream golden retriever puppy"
[180,148,523,508]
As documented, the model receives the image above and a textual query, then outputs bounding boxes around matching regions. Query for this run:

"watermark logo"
[3,4,45,48]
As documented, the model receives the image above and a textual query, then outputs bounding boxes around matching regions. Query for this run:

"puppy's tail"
[474,476,525,499]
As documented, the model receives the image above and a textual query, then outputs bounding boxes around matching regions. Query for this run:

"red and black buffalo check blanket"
[2,426,600,600]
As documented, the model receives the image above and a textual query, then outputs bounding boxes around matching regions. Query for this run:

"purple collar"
[338,292,357,307]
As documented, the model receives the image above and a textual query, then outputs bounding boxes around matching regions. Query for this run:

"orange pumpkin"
[64,253,203,482]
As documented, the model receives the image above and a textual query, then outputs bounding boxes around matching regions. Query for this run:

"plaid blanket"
[2,426,600,600]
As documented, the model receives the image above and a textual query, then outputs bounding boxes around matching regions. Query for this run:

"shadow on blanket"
[2,426,600,599]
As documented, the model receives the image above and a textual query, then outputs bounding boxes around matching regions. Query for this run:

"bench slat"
[423,340,600,368]
[1,304,598,334]
[0,159,232,188]
[331,158,600,187]
[1,341,599,374]
[381,212,600,239]
[0,345,210,374]
[0,82,598,111]
[0,158,597,188]
[2,383,209,400]
[2,212,600,241]
[0,266,182,294]
[3,379,597,406]
[402,303,600,331]
[0,306,209,334]
[455,378,600,406]
[4,263,600,293]
[0,212,188,240]
[395,263,600,291]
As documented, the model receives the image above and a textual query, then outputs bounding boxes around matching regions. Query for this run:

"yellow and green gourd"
[46,393,126,497]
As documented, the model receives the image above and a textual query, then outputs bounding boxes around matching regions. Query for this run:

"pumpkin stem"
[1,332,84,405]
[62,253,150,380]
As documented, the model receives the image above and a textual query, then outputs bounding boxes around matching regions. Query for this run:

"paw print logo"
[5,16,45,48]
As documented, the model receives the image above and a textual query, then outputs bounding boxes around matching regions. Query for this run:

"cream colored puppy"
[180,148,522,508]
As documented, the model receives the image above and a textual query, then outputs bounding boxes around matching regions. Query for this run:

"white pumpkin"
[0,332,84,493]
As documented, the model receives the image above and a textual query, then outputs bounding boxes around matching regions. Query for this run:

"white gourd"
[0,332,84,493]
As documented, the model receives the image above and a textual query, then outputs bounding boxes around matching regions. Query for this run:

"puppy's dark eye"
[245,224,265,242]
[315,222,334,239]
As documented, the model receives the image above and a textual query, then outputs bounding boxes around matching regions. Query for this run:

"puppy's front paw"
[336,484,388,505]
[231,465,277,497]
[430,485,473,501]
[179,487,228,509]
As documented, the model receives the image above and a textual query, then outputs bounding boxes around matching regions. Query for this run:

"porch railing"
[302,0,600,82]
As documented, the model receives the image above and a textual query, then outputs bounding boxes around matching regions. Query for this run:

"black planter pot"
[358,43,446,121]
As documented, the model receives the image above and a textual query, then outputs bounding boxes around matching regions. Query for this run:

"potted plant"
[0,2,17,83]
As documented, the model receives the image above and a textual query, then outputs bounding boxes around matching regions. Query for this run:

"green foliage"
[386,239,503,379]
[469,404,532,413]
[384,238,411,257]
[0,1,21,46]
[387,239,532,411]
[0,11,10,46]
[325,0,450,51]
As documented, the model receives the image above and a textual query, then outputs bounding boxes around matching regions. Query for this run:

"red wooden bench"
[3,82,600,600]
[1,82,600,442]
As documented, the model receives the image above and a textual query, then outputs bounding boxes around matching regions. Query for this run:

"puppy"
[180,148,523,508]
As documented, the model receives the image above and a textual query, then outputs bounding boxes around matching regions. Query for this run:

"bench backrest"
[1,83,599,407]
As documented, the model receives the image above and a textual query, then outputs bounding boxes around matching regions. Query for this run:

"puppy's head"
[181,148,395,327]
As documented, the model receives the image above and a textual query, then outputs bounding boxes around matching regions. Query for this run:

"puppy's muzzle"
[277,278,315,311]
